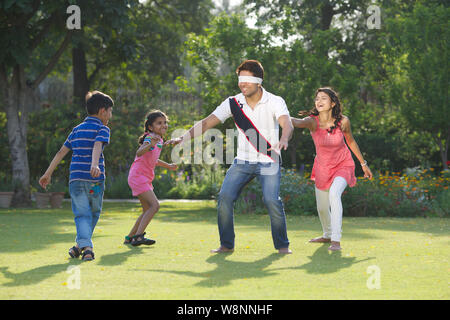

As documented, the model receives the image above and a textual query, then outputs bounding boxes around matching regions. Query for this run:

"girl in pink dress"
[291,87,373,251]
[125,110,177,246]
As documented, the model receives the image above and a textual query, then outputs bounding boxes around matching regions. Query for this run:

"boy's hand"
[39,174,51,190]
[168,163,178,171]
[90,165,101,178]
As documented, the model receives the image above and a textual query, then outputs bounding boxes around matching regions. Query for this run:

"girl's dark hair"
[236,59,264,79]
[298,87,343,134]
[138,110,168,144]
[85,91,114,115]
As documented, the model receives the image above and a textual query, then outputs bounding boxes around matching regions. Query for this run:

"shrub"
[235,167,449,217]
[105,171,132,199]
[167,163,223,199]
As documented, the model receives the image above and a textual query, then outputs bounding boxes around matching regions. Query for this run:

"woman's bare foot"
[278,248,292,254]
[328,241,341,251]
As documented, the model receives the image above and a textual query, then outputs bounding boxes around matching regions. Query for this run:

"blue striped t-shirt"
[64,116,110,183]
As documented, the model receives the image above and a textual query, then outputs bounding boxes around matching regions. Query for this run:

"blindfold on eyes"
[238,76,263,84]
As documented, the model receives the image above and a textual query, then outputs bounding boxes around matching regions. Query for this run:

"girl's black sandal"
[123,235,132,244]
[131,232,156,246]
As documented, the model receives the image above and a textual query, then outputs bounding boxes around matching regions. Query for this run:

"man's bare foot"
[309,236,331,243]
[328,241,341,251]
[210,246,234,253]
[278,248,292,254]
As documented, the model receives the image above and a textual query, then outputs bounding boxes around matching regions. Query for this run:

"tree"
[384,3,449,169]
[70,0,140,110]
[0,0,72,205]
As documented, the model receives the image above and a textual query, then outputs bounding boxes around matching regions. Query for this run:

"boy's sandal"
[131,232,156,246]
[123,235,132,244]
[68,246,82,258]
[82,249,95,261]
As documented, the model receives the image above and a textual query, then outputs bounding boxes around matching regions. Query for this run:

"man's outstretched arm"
[165,114,222,145]
[269,115,293,152]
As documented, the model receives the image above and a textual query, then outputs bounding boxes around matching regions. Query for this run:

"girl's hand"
[362,165,373,180]
[147,134,161,148]
[168,163,178,171]
[39,174,51,190]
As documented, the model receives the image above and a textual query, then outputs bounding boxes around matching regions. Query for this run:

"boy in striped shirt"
[39,91,114,261]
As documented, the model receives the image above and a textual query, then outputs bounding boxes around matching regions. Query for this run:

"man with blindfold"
[165,60,294,254]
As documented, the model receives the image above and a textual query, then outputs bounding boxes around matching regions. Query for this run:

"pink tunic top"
[127,136,163,196]
[310,115,356,191]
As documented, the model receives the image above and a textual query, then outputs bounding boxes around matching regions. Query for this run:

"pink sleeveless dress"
[310,115,356,191]
[127,136,163,196]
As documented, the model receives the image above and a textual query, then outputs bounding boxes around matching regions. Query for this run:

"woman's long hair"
[138,110,168,144]
[298,87,343,133]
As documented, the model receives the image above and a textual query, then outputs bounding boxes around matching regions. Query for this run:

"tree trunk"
[435,130,449,170]
[2,65,33,206]
[72,33,89,110]
[320,2,335,31]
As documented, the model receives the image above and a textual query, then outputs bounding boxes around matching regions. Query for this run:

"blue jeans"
[69,180,105,249]
[217,159,289,250]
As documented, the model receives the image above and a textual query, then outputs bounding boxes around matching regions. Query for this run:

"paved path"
[63,199,212,203]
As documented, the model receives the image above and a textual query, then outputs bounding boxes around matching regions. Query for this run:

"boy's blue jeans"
[217,159,290,250]
[69,180,105,249]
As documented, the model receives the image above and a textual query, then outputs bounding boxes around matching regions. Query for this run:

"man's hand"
[164,137,183,146]
[268,137,289,153]
[278,137,289,151]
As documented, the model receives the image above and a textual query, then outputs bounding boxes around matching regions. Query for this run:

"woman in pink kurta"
[291,87,373,251]
[310,115,356,191]
[124,110,177,247]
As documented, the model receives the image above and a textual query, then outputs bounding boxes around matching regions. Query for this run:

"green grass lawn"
[0,200,448,299]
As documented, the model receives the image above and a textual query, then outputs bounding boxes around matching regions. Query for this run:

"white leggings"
[314,176,348,242]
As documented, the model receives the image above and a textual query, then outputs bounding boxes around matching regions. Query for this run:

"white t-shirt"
[212,87,290,163]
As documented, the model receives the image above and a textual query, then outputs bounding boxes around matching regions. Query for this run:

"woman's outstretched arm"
[291,116,315,130]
